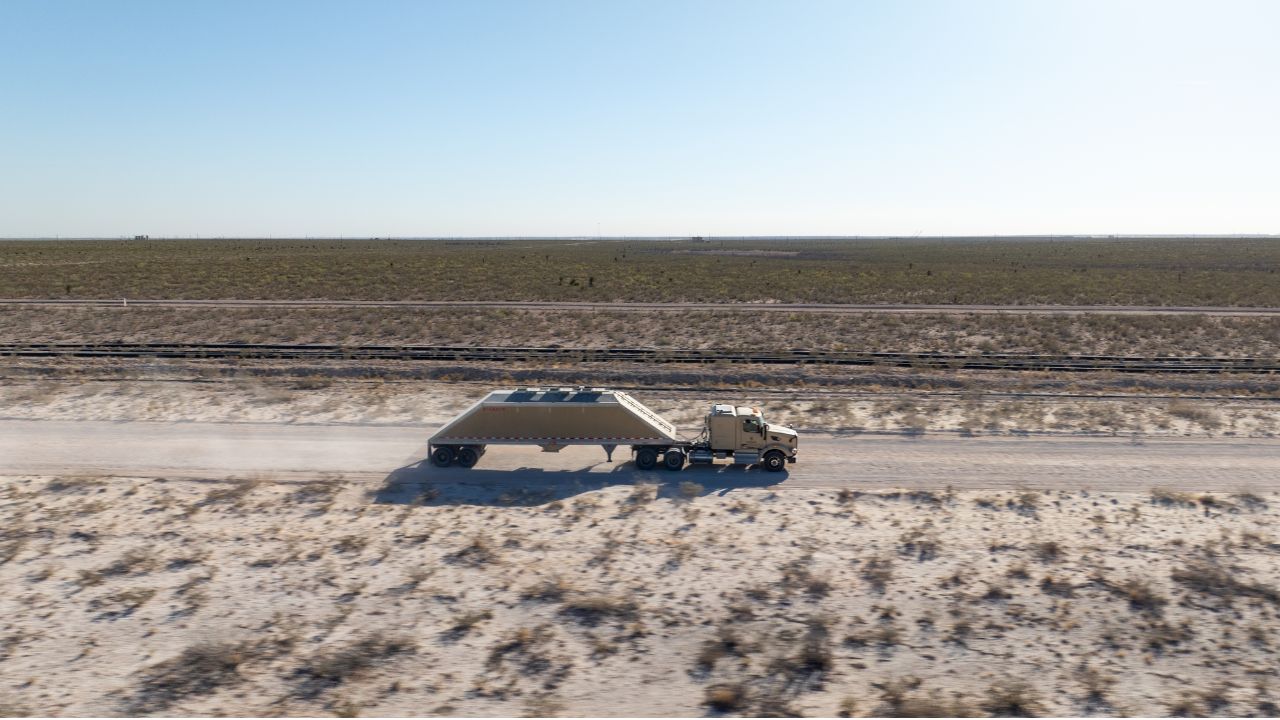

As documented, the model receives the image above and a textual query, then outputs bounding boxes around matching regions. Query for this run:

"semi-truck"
[427,387,798,471]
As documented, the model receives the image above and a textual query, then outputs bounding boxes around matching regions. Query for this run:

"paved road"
[3,299,1279,317]
[3,419,1277,494]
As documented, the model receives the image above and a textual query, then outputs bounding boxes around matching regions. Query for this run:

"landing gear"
[663,449,686,470]
[635,447,659,471]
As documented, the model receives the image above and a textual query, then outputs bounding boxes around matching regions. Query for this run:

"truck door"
[739,416,763,449]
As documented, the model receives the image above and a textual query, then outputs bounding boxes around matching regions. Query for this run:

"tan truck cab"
[704,404,798,467]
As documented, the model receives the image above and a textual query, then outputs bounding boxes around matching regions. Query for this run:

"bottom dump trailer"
[427,387,798,471]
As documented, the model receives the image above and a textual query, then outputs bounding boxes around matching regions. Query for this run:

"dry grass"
[5,475,1280,716]
[899,525,942,561]
[442,535,496,563]
[1115,577,1168,614]
[6,237,1279,305]
[703,682,748,712]
[558,594,638,626]
[122,641,251,714]
[1167,400,1225,430]
[198,479,261,509]
[6,304,1280,359]
[1171,560,1280,606]
[292,634,415,699]
[1151,488,1199,507]
[980,679,1047,717]
[1031,541,1064,563]
[89,587,157,620]
[860,555,895,593]
[874,676,980,717]
[4,365,1276,445]
[447,610,494,637]
[520,576,574,603]
[76,548,157,588]
[696,626,756,673]
[484,624,572,690]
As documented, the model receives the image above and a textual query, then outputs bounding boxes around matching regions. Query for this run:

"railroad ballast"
[428,387,798,471]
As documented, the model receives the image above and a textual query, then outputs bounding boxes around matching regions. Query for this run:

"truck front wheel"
[430,446,455,468]
[635,447,659,471]
[762,450,787,472]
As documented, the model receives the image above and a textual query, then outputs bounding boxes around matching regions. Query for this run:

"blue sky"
[2,0,1277,237]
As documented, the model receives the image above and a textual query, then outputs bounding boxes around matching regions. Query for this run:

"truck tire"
[635,447,658,471]
[663,449,685,470]
[430,446,455,468]
[456,446,480,469]
[762,450,786,472]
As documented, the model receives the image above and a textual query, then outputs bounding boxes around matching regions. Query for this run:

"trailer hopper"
[428,387,679,467]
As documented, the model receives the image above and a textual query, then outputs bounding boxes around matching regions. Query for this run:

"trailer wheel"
[456,446,480,469]
[663,449,685,470]
[430,446,455,467]
[762,450,786,472]
[635,447,659,471]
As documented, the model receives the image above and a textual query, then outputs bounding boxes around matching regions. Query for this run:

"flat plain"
[5,237,1278,367]
[3,383,1280,716]
[6,476,1280,717]
[3,236,1279,717]
[3,237,1279,305]
[4,305,1280,359]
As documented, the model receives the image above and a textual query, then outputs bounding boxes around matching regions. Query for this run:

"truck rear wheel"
[762,450,786,472]
[430,446,455,467]
[456,446,481,469]
[635,447,658,471]
[663,449,685,470]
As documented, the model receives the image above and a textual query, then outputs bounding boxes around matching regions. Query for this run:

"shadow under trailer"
[427,387,799,472]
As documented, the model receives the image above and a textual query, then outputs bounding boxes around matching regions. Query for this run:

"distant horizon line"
[3,233,1279,241]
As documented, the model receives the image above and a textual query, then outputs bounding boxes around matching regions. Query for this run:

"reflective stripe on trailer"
[434,436,668,442]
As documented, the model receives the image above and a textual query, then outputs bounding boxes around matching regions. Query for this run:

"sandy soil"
[4,305,1279,359]
[3,380,1280,716]
[2,378,1276,439]
[3,477,1280,717]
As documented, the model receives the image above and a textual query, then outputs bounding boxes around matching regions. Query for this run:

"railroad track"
[3,343,1277,374]
[4,298,1280,316]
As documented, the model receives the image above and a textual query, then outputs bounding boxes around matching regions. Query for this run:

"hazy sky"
[2,0,1277,237]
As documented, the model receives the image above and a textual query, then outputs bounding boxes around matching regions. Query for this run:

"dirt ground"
[3,476,1279,717]
[2,377,1277,439]
[4,305,1279,358]
[2,379,1280,716]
